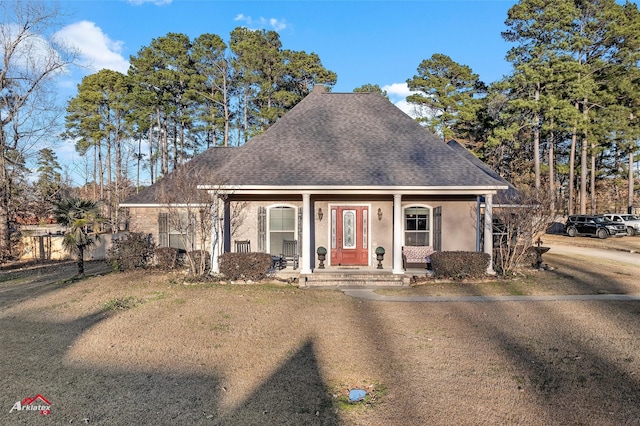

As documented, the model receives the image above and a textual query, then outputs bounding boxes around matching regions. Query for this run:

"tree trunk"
[77,246,85,276]
[580,135,588,214]
[569,121,577,215]
[115,120,122,231]
[629,150,635,214]
[0,134,10,258]
[148,115,155,184]
[223,68,230,147]
[534,86,540,191]
[106,125,112,232]
[580,102,588,215]
[98,137,104,203]
[549,125,555,214]
[590,144,596,214]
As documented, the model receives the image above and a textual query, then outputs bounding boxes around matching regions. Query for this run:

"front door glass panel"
[343,210,356,249]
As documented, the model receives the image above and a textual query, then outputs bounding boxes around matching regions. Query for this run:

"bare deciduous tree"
[156,164,243,276]
[492,187,557,276]
[1,0,76,258]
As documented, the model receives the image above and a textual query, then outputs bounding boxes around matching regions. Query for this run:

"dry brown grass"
[1,242,640,425]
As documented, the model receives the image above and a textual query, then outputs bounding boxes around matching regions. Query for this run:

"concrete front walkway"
[341,289,640,302]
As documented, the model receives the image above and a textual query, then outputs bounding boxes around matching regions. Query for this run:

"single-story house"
[121,85,510,279]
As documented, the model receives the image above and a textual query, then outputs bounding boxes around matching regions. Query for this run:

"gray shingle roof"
[122,147,238,205]
[123,90,508,205]
[204,90,507,187]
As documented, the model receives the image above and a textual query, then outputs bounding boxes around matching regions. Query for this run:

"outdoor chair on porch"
[280,240,299,270]
[234,240,251,253]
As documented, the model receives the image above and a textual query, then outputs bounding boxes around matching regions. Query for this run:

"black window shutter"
[158,212,169,248]
[433,206,442,251]
[298,207,302,248]
[258,206,266,252]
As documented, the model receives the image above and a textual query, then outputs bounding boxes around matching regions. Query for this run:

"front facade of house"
[122,86,507,277]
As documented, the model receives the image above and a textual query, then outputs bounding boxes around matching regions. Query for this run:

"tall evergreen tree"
[192,33,233,147]
[406,53,485,142]
[64,69,133,230]
[32,148,64,221]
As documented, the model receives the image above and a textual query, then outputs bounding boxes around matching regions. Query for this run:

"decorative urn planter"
[375,247,385,269]
[317,246,327,269]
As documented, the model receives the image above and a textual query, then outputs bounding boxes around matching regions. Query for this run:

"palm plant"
[54,198,103,276]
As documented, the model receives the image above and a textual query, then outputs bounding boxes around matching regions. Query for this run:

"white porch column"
[392,193,404,274]
[300,193,312,274]
[210,195,221,273]
[484,193,495,274]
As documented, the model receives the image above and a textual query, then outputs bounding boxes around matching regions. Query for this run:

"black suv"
[565,215,626,239]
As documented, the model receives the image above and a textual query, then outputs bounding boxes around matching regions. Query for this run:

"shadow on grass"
[0,261,112,311]
[544,253,637,294]
[0,310,338,425]
[429,253,640,422]
[442,298,640,424]
[213,340,339,426]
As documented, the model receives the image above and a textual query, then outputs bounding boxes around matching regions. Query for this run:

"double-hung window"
[269,206,296,255]
[404,207,431,246]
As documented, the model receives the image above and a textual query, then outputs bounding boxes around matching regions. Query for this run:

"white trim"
[266,204,298,256]
[392,194,404,274]
[300,194,312,274]
[197,184,507,196]
[122,187,508,208]
[402,204,433,247]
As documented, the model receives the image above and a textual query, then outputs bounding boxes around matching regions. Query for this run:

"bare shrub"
[219,252,272,281]
[106,232,155,272]
[155,247,181,270]
[431,251,490,280]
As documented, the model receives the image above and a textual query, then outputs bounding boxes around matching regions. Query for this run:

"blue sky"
[57,0,518,103]
[52,0,520,181]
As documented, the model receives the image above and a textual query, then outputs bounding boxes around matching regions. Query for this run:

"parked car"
[564,215,627,239]
[601,213,640,236]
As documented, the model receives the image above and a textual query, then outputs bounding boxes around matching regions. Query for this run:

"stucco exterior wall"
[439,200,478,251]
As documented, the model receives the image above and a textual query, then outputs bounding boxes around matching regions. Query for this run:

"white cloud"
[382,82,416,99]
[234,14,288,31]
[54,21,129,74]
[382,82,422,118]
[269,18,287,32]
[394,99,416,117]
[0,23,66,77]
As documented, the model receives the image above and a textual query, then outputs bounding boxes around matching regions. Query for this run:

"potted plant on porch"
[375,246,385,269]
[316,246,327,269]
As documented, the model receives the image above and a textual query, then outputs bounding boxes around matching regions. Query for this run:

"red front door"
[330,206,369,266]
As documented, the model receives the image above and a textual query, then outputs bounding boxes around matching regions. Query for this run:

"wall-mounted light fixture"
[318,207,324,221]
[377,208,383,221]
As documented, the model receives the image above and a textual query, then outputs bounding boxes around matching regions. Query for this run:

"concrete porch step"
[300,270,410,287]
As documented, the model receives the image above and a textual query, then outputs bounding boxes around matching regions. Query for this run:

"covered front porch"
[208,188,500,280]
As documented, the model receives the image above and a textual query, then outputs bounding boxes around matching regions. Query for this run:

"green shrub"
[430,251,490,280]
[106,232,155,272]
[155,247,181,270]
[219,252,272,281]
